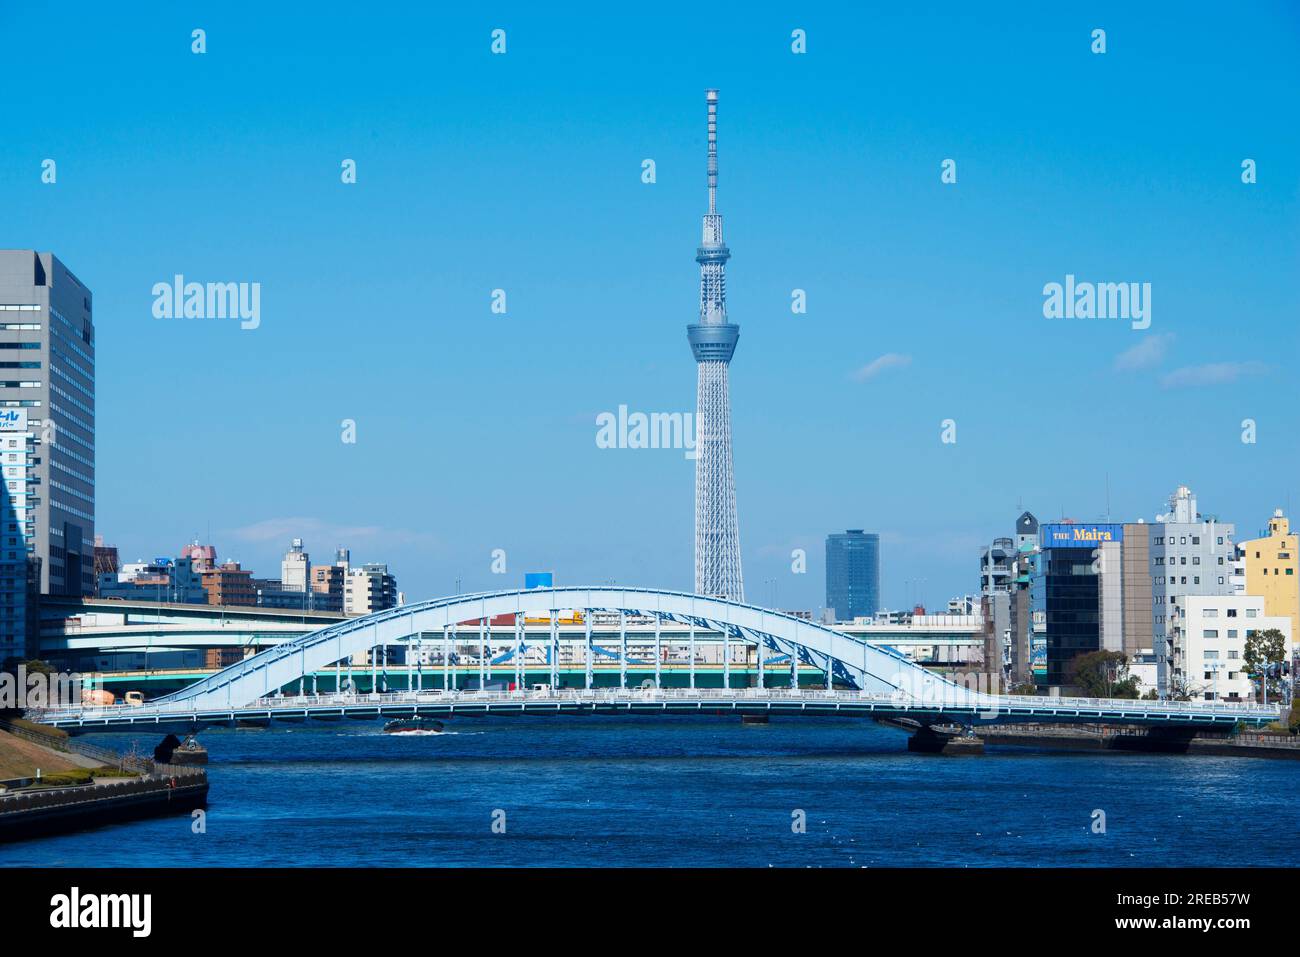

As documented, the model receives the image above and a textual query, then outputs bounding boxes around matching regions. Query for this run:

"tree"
[1067,650,1139,699]
[1244,628,1287,702]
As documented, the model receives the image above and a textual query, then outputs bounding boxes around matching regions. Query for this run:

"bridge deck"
[36,688,1280,733]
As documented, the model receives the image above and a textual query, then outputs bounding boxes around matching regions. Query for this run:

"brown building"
[1120,523,1153,658]
[205,648,243,669]
[202,561,256,606]
[311,564,345,604]
[92,536,119,596]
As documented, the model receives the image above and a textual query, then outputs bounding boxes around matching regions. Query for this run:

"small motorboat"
[382,717,445,734]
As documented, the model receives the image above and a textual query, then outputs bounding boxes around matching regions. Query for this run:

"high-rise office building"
[689,90,744,601]
[825,530,880,623]
[0,251,95,597]
[1033,523,1124,686]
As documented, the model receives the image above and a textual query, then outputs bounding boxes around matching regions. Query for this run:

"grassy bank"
[0,729,86,780]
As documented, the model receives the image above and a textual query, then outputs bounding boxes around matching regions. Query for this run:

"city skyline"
[2,3,1297,613]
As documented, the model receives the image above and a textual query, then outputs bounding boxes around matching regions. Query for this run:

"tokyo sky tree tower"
[688,89,744,600]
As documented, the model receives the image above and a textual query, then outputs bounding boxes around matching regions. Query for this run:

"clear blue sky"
[2,2,1297,612]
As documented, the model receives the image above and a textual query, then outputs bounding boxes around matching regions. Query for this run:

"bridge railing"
[33,684,1282,722]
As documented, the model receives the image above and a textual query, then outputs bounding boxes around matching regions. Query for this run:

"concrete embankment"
[882,717,1300,758]
[0,718,208,842]
[0,769,208,841]
[978,723,1300,758]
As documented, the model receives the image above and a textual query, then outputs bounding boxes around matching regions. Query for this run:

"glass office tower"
[825,529,880,623]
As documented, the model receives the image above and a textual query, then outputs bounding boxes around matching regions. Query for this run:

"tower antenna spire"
[706,88,718,213]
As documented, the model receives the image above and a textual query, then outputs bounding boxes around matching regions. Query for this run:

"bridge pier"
[907,726,984,756]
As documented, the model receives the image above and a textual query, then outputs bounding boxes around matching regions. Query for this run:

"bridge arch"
[153,587,966,710]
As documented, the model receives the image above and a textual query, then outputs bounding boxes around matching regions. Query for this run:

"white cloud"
[1114,332,1174,371]
[852,353,912,381]
[1159,361,1268,389]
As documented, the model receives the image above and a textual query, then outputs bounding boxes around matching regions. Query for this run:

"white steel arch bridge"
[37,587,1280,732]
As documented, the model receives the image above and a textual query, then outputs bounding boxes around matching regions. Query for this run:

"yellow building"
[1241,509,1299,644]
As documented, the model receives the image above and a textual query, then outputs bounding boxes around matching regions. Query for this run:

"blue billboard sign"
[1039,523,1124,548]
[525,572,554,590]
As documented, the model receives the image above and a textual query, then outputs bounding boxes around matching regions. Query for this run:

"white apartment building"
[281,537,310,592]
[1169,594,1291,702]
[345,562,398,616]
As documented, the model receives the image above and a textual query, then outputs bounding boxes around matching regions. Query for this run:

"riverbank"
[0,718,208,843]
[978,722,1300,758]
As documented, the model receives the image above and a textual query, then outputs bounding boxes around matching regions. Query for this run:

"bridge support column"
[480,617,487,690]
[689,623,696,689]
[619,610,627,689]
[654,614,662,688]
[723,626,731,690]
[757,638,764,689]
[584,610,593,689]
[442,626,450,691]
[790,649,798,689]
[907,726,985,755]
[515,615,524,690]
[550,609,559,688]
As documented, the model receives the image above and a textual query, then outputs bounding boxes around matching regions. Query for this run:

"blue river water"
[2,716,1296,867]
